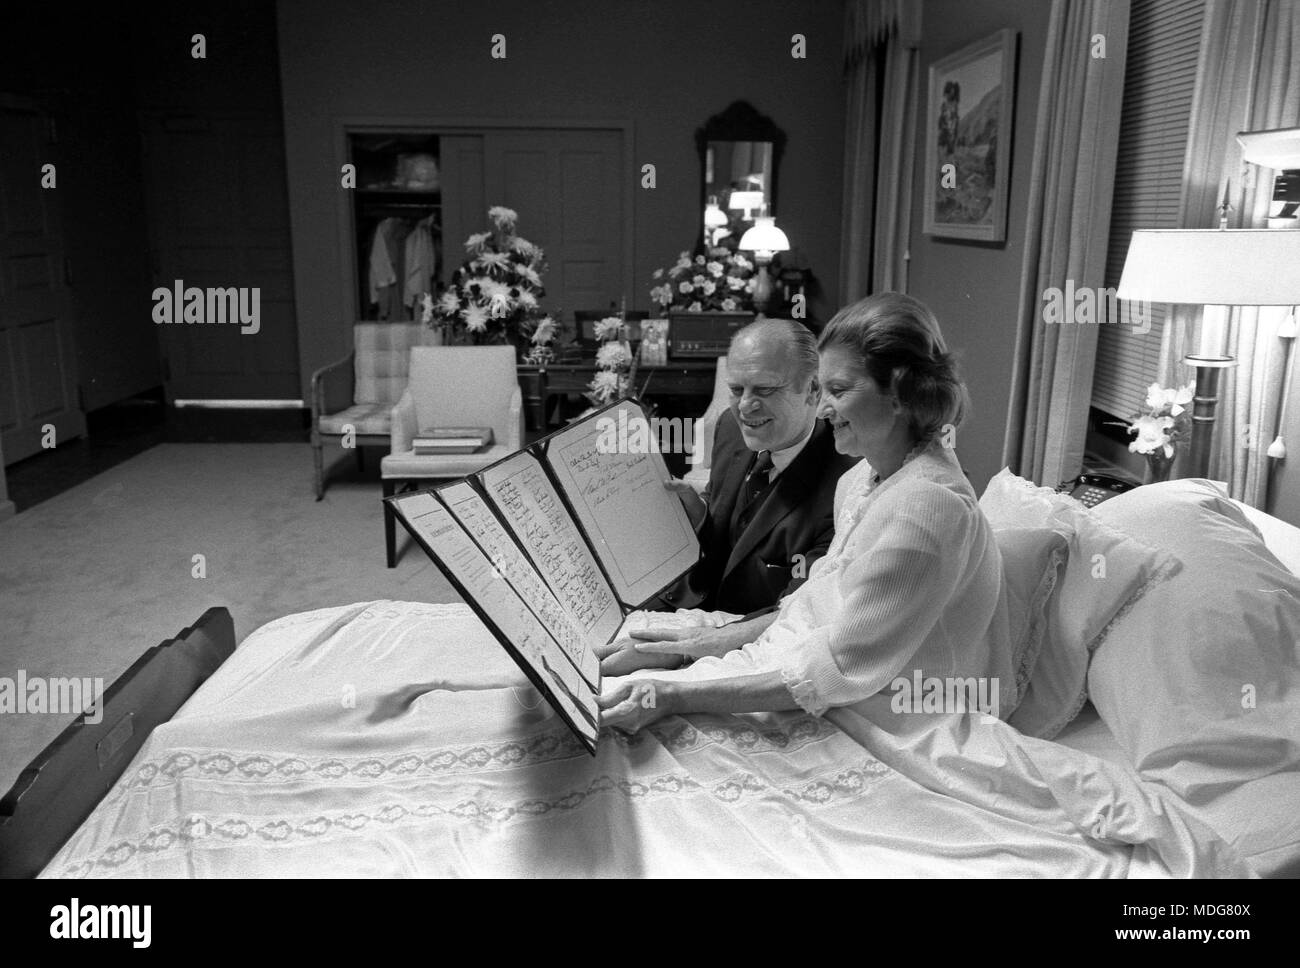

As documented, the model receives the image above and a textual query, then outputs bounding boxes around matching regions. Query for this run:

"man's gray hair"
[728,317,819,386]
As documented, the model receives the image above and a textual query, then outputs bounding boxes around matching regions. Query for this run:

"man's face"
[725,336,819,452]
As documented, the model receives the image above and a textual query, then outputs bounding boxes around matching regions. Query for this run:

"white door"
[482,128,628,318]
[0,95,85,464]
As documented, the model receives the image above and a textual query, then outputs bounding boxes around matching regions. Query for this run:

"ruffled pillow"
[979,469,1181,739]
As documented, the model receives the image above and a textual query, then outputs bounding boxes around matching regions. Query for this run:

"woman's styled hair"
[818,292,969,442]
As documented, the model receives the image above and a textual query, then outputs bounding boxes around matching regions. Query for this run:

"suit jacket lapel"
[722,421,829,581]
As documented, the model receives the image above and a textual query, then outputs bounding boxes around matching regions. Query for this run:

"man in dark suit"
[601,318,859,674]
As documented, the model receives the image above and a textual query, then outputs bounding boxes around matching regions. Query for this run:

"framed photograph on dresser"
[923,29,1017,242]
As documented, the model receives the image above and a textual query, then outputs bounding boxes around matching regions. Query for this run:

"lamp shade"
[1236,127,1300,170]
[1116,229,1300,305]
[704,199,728,228]
[727,190,765,214]
[738,216,789,254]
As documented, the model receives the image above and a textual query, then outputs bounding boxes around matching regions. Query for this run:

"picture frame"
[923,29,1017,242]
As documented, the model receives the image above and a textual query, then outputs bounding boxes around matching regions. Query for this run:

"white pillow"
[979,469,1180,739]
[990,528,1069,716]
[1090,479,1300,875]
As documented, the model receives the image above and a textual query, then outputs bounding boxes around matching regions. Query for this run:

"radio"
[669,311,754,359]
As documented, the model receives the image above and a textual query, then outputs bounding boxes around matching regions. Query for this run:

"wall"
[276,0,846,398]
[905,0,1053,493]
[0,9,160,413]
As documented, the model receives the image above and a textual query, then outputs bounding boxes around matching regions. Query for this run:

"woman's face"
[816,344,904,459]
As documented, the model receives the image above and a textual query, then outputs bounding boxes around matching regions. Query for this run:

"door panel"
[141,113,299,400]
[483,129,625,318]
[0,99,85,463]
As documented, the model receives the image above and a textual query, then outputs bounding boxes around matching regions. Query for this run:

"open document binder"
[385,398,700,754]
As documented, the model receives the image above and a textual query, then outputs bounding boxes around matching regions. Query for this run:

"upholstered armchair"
[310,321,431,500]
[381,345,524,566]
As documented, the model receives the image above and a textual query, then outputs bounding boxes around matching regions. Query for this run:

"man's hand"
[628,620,754,663]
[600,640,683,676]
[598,679,676,734]
[664,478,707,530]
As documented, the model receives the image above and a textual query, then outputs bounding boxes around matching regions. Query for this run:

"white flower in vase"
[437,290,460,315]
[462,303,489,333]
[678,281,694,295]
[480,279,514,318]
[464,231,491,253]
[488,206,518,230]
[1128,414,1175,457]
[596,341,630,369]
[531,316,557,344]
[475,251,511,272]
[594,316,623,341]
[590,370,621,404]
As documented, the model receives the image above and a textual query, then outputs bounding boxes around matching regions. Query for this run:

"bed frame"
[0,606,235,878]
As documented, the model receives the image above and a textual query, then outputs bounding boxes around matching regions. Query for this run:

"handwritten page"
[545,400,699,606]
[392,492,599,748]
[438,481,601,690]
[478,453,624,647]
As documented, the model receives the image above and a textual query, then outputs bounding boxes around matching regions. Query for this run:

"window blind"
[1092,0,1205,419]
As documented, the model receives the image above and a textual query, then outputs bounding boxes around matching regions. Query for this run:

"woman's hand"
[629,613,771,663]
[598,679,677,734]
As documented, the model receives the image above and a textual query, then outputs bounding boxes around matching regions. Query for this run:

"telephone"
[1055,473,1136,508]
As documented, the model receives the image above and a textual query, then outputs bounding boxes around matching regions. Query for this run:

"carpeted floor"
[0,442,457,792]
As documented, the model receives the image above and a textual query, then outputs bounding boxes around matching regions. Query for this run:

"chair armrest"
[508,385,523,450]
[311,352,355,420]
[390,388,418,454]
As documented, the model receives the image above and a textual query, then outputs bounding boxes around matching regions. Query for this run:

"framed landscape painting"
[923,29,1016,242]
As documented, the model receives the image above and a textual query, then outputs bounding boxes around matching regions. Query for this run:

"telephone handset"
[1055,473,1136,508]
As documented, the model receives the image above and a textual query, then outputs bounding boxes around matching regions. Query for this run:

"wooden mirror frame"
[695,101,786,253]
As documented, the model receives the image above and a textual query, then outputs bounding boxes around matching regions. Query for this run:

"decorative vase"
[1143,450,1175,484]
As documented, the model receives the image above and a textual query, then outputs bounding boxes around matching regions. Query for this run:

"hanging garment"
[404,215,437,311]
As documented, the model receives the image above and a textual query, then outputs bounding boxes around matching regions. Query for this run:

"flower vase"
[1143,450,1175,485]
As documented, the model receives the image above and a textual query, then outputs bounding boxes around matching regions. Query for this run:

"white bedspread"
[42,601,1251,878]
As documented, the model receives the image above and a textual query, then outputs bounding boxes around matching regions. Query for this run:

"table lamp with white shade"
[1116,228,1300,477]
[738,209,790,317]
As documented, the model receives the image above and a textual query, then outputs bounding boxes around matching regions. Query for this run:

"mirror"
[696,101,786,251]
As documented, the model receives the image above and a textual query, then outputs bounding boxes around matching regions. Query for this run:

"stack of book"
[412,427,494,455]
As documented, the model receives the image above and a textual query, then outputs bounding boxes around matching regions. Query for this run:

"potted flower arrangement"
[648,247,758,314]
[422,205,557,362]
[1115,381,1195,483]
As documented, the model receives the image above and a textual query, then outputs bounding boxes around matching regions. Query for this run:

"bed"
[9,479,1300,878]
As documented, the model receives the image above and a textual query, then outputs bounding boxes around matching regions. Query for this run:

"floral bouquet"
[422,205,556,360]
[586,316,637,406]
[1114,381,1194,481]
[648,247,758,313]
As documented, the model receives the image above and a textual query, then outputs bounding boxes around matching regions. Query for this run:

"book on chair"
[412,426,494,454]
[385,398,700,754]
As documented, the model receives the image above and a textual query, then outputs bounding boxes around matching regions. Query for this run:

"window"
[1091,0,1205,418]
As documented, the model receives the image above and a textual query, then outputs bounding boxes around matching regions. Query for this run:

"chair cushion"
[318,403,392,436]
[354,322,427,406]
[381,444,514,479]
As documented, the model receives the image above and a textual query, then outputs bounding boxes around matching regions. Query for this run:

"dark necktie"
[734,450,774,533]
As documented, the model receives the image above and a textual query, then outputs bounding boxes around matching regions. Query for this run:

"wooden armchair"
[310,321,433,499]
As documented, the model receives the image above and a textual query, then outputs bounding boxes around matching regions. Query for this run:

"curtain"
[1157,0,1300,505]
[1002,0,1131,487]
[840,0,921,301]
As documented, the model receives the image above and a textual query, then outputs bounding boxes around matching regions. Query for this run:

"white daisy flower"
[464,231,491,252]
[706,261,723,277]
[596,342,630,369]
[688,301,702,312]
[437,290,460,314]
[463,303,489,333]
[590,370,621,403]
[721,297,737,311]
[531,316,557,344]
[702,280,716,296]
[594,316,623,340]
[679,281,694,295]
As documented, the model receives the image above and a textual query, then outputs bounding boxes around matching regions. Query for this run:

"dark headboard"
[0,606,235,878]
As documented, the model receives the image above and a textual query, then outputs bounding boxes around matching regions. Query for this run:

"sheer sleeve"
[779,479,976,716]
